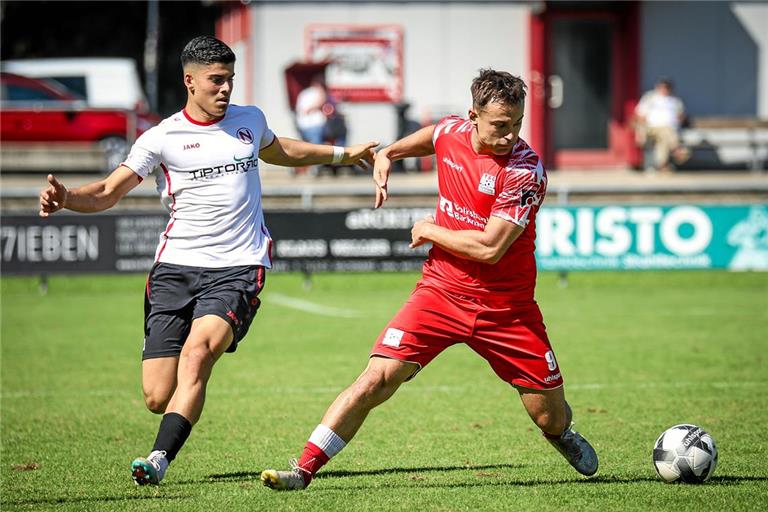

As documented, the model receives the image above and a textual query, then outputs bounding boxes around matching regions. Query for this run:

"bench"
[0,142,112,173]
[680,117,768,172]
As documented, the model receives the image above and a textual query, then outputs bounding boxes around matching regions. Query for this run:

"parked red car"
[0,72,159,171]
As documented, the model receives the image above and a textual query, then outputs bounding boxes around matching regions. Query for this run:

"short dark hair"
[471,68,527,110]
[181,36,235,68]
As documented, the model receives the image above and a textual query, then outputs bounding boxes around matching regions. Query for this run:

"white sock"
[308,424,347,458]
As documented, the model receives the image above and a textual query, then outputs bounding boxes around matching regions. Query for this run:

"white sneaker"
[260,458,309,491]
[131,450,169,485]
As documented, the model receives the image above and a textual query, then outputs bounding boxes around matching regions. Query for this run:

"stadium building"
[216,0,768,170]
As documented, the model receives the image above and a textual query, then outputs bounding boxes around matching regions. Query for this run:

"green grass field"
[2,270,767,511]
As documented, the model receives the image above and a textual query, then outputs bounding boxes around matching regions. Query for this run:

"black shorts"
[143,262,266,360]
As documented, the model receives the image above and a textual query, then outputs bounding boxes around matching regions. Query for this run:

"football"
[652,424,718,483]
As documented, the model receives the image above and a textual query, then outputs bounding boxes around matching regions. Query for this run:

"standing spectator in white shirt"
[295,74,331,145]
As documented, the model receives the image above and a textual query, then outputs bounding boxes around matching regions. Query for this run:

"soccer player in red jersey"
[261,69,598,490]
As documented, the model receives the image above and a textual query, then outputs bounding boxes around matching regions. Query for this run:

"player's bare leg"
[141,356,179,414]
[261,357,418,490]
[320,357,418,440]
[164,315,233,423]
[518,386,598,476]
[132,315,233,485]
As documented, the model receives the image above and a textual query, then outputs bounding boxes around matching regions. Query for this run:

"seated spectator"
[295,74,346,146]
[635,78,690,172]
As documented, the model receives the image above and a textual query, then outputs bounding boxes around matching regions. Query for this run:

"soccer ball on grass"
[652,424,718,483]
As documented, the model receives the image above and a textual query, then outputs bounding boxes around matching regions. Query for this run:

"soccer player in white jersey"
[38,35,377,486]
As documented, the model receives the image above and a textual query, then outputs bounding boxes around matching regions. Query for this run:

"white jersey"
[123,104,276,268]
[635,91,684,129]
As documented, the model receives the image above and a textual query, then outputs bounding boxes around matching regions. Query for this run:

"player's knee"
[533,409,569,436]
[181,346,215,375]
[143,392,169,414]
[352,372,398,407]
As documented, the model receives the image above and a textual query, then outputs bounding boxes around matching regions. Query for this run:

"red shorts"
[371,282,563,390]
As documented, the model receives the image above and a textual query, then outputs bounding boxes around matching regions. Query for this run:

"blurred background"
[1,0,767,275]
[2,6,766,507]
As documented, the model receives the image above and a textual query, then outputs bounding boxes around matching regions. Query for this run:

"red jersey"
[421,115,547,302]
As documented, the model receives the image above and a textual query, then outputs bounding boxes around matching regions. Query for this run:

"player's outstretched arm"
[410,215,524,264]
[259,137,378,169]
[39,166,142,217]
[373,125,436,208]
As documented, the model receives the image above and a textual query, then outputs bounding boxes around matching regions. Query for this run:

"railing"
[3,177,768,210]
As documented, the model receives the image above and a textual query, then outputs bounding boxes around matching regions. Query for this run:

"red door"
[529,3,641,169]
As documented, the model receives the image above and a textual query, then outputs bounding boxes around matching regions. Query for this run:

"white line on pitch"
[264,293,361,318]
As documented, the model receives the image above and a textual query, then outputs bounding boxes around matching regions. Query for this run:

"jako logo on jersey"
[442,156,463,172]
[183,142,200,150]
[237,127,254,144]
[478,173,496,195]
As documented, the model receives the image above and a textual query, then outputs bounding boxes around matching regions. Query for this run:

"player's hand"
[39,174,68,218]
[373,149,393,208]
[341,141,378,169]
[410,214,436,248]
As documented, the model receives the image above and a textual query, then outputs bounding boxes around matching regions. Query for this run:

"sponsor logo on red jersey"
[442,156,463,172]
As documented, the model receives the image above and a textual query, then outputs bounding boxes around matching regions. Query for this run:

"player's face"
[184,62,235,119]
[469,101,524,156]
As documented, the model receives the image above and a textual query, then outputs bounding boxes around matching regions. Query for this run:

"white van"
[1,57,150,111]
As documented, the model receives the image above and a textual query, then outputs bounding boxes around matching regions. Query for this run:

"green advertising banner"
[535,204,768,271]
[3,205,766,274]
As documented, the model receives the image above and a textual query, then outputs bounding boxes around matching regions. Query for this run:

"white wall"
[247,2,531,146]
[733,2,768,117]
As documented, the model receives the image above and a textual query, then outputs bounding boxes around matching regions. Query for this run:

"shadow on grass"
[690,475,768,486]
[585,474,768,486]
[315,473,768,492]
[179,466,768,490]
[195,463,524,484]
[318,463,527,479]
[3,492,188,508]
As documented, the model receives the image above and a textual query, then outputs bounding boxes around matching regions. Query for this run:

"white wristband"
[331,145,345,164]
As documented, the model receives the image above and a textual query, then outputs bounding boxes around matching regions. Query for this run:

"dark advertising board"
[267,208,432,272]
[5,204,764,275]
[1,209,433,275]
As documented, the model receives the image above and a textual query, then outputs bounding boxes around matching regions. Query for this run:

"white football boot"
[131,450,169,485]
[260,459,310,490]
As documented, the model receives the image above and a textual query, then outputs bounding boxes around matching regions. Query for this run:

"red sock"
[297,441,330,485]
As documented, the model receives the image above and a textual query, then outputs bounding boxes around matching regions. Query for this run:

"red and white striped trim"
[261,224,273,266]
[155,163,177,262]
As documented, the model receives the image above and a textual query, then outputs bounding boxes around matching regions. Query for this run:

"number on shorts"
[545,350,558,371]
